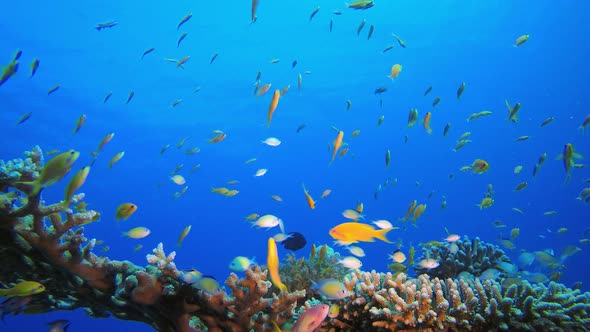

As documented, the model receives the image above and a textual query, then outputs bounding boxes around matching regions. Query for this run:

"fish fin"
[271,321,282,332]
[375,228,393,243]
[574,153,584,159]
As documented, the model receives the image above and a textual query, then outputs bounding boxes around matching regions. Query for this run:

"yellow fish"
[63,166,90,207]
[388,64,402,80]
[116,203,137,221]
[177,225,191,247]
[108,151,125,168]
[267,238,287,293]
[122,226,151,239]
[0,281,45,298]
[18,150,79,195]
[515,34,530,47]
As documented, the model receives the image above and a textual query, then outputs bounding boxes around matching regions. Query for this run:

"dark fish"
[47,84,60,95]
[329,19,333,32]
[432,96,441,107]
[296,124,307,133]
[281,232,306,251]
[443,123,451,137]
[17,112,32,125]
[423,86,432,96]
[126,90,134,104]
[255,71,261,81]
[103,91,112,104]
[292,60,297,69]
[177,32,187,48]
[95,21,118,31]
[30,58,40,78]
[141,47,155,59]
[379,99,382,108]
[367,24,374,40]
[13,49,22,61]
[309,7,320,21]
[457,82,466,99]
[210,52,219,64]
[357,19,366,36]
[374,87,387,95]
[540,117,554,127]
[382,45,393,53]
[177,13,192,30]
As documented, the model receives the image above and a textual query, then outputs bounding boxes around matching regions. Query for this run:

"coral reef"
[279,244,349,302]
[415,236,511,279]
[0,147,304,332]
[325,270,590,331]
[1,147,590,331]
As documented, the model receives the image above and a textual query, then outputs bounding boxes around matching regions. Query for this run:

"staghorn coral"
[279,244,349,302]
[415,236,511,279]
[324,270,590,331]
[2,147,590,331]
[0,147,305,332]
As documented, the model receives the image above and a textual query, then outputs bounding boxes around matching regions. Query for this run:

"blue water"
[1,1,589,330]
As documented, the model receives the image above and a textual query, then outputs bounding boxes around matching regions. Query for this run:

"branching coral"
[279,244,349,302]
[325,270,590,331]
[415,236,511,279]
[2,147,590,332]
[0,147,305,332]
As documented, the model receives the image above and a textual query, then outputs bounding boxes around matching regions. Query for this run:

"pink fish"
[292,304,329,332]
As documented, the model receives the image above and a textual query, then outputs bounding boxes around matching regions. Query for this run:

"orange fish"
[423,112,432,134]
[302,184,316,209]
[330,131,344,163]
[267,90,280,127]
[257,83,271,97]
[339,147,349,157]
[209,133,227,143]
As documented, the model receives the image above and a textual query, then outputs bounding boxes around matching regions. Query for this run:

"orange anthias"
[267,89,280,127]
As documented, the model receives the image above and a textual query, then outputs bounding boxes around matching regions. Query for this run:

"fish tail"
[375,228,393,243]
[278,283,288,294]
[271,321,282,332]
[14,180,41,196]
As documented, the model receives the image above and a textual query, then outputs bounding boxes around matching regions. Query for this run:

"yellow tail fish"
[302,184,316,209]
[267,238,288,293]
[330,131,344,164]
[267,90,281,127]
